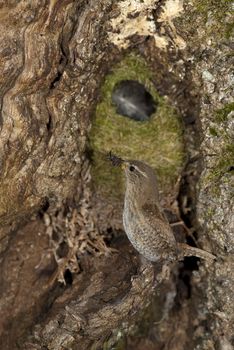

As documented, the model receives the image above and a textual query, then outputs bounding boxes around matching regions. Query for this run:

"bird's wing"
[141,203,176,248]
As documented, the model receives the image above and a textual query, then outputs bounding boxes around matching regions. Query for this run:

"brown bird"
[108,152,215,263]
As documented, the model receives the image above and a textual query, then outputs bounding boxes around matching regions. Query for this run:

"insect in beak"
[107,151,124,167]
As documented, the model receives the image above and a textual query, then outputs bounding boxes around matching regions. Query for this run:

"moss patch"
[209,126,218,137]
[206,103,234,184]
[208,143,234,183]
[215,103,234,123]
[89,54,185,199]
[194,0,233,39]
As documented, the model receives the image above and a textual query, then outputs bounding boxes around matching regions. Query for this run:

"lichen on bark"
[0,0,233,349]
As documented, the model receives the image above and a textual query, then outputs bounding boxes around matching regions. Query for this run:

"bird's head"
[108,152,159,203]
[122,160,158,196]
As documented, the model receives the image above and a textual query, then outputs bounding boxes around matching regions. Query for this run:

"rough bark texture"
[0,1,233,350]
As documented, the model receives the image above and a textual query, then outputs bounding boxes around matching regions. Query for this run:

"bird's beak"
[121,161,129,170]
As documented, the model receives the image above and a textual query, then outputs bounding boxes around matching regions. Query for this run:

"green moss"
[207,143,234,183]
[213,143,234,178]
[215,103,234,123]
[195,0,232,17]
[194,0,233,38]
[225,22,234,39]
[205,104,234,185]
[209,127,218,136]
[89,54,185,199]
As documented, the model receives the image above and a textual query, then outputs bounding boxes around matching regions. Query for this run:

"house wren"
[108,153,215,263]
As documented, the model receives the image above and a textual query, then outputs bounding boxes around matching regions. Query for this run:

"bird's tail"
[178,243,216,262]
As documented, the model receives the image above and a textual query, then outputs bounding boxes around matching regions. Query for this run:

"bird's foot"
[154,263,171,285]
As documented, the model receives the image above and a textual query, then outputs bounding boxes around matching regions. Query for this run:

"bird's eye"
[129,165,135,172]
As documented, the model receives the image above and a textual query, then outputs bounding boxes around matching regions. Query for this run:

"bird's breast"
[123,199,177,262]
[123,201,161,261]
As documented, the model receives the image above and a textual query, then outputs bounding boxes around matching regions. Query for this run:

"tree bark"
[0,1,233,349]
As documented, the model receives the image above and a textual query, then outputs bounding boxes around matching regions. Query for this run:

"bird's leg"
[170,220,197,242]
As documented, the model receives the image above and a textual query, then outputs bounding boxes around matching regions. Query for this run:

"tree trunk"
[0,1,233,349]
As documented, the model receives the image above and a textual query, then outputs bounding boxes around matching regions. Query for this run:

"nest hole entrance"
[89,53,187,206]
[112,79,157,121]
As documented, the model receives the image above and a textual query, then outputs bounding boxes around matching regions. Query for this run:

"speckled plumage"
[121,159,215,263]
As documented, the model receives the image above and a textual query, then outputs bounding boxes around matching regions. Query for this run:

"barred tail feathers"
[178,243,216,262]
